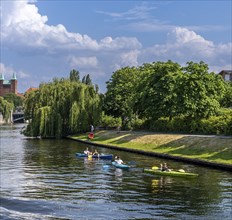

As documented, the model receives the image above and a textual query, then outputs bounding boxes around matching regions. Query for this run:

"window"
[225,74,230,81]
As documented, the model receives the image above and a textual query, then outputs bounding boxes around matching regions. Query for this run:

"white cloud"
[96,4,157,21]
[119,50,140,67]
[68,56,98,68]
[140,27,232,72]
[1,0,141,53]
[99,37,141,50]
[1,1,231,93]
[0,63,29,79]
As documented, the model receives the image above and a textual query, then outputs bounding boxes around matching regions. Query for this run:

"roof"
[26,87,38,93]
[3,80,11,85]
[219,70,232,74]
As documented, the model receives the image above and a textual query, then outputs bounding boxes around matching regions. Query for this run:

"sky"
[1,0,232,93]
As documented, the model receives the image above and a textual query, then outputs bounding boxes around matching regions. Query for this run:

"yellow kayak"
[144,167,198,178]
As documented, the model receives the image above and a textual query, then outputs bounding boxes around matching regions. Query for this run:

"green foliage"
[99,112,122,128]
[135,60,181,120]
[0,97,14,122]
[199,115,232,135]
[69,69,80,82]
[4,93,23,109]
[104,66,140,128]
[176,61,226,119]
[220,82,232,108]
[82,74,92,85]
[23,76,101,138]
[101,60,230,135]
[146,113,232,135]
[148,118,171,132]
[130,116,146,130]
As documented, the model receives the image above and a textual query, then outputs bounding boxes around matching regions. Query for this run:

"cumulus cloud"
[140,27,232,72]
[0,63,29,79]
[1,1,231,93]
[1,0,141,53]
[68,56,98,68]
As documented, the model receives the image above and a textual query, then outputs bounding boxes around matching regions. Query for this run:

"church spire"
[12,72,17,80]
[0,73,4,80]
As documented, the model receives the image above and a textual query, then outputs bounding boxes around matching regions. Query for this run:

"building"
[0,73,18,96]
[219,70,232,82]
[26,87,38,94]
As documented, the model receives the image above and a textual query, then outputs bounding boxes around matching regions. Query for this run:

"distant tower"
[10,73,18,94]
[0,74,4,96]
[0,73,18,96]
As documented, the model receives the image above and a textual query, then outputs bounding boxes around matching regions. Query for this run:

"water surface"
[0,124,231,219]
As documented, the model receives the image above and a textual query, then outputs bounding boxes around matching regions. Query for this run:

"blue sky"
[1,0,231,93]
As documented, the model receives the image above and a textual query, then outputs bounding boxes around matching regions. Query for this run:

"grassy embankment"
[71,130,232,166]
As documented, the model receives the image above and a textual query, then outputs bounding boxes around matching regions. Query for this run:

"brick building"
[219,70,232,82]
[0,73,18,97]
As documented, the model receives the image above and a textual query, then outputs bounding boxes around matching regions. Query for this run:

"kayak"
[88,133,94,139]
[144,168,198,178]
[76,153,113,160]
[112,161,130,169]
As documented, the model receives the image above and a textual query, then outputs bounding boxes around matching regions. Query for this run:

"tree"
[0,97,13,122]
[220,82,232,108]
[23,76,101,138]
[134,61,182,120]
[176,61,226,119]
[82,74,92,85]
[103,66,140,129]
[4,93,24,109]
[69,69,80,82]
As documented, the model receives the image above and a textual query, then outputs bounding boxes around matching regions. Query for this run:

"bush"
[141,109,232,135]
[130,117,146,130]
[199,115,232,135]
[99,112,122,128]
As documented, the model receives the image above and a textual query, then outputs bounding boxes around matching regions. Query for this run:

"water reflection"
[151,177,173,193]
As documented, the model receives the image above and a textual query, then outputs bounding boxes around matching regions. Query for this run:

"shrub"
[99,112,122,128]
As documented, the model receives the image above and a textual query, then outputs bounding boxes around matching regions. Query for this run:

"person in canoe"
[115,156,124,165]
[84,147,91,155]
[160,163,171,172]
[163,163,171,171]
[92,149,99,157]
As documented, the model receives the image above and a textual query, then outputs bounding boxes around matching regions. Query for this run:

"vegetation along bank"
[69,130,232,171]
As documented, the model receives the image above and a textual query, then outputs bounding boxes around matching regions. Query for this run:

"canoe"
[112,161,130,169]
[144,168,198,178]
[76,153,113,160]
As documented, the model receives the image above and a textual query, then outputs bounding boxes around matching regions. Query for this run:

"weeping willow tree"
[0,97,14,123]
[23,76,101,138]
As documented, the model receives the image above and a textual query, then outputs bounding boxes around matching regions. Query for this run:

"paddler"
[163,163,170,171]
[115,156,124,165]
[93,149,99,157]
[84,147,91,155]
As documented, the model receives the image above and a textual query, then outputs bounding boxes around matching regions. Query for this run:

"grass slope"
[71,131,232,165]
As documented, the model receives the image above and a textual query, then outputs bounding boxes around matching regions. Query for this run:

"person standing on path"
[90,124,94,133]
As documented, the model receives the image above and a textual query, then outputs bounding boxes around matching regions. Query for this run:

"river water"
[0,124,231,220]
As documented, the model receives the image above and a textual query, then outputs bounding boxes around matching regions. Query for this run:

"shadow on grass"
[207,148,232,161]
[95,131,232,163]
[153,136,232,162]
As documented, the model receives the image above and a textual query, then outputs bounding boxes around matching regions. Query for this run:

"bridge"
[12,111,25,123]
